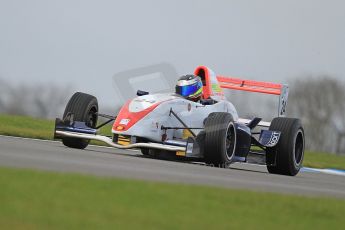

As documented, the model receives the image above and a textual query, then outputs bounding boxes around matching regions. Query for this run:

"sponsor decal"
[183,129,193,139]
[119,118,130,125]
[176,151,186,157]
[149,121,159,132]
[280,100,287,116]
[134,98,156,103]
[211,84,222,92]
[267,132,280,147]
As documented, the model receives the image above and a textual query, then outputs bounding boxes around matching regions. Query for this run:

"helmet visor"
[175,82,201,97]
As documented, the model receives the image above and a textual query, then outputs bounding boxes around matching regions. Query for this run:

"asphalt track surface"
[1,135,344,198]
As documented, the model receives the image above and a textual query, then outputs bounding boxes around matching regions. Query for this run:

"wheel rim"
[225,122,236,160]
[86,107,97,128]
[294,129,304,167]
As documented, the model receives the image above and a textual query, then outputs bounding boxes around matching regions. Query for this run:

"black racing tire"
[266,117,305,176]
[204,112,236,167]
[62,92,98,149]
[141,148,150,156]
[141,148,169,159]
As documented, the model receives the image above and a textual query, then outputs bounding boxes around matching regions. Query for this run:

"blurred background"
[0,0,344,153]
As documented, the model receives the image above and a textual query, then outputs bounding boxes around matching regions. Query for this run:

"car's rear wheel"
[204,112,236,167]
[62,92,98,149]
[266,117,305,176]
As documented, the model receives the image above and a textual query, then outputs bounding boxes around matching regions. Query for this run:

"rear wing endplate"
[217,76,289,117]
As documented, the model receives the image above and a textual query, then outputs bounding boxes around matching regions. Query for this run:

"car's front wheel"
[266,117,305,176]
[204,112,237,167]
[62,92,98,149]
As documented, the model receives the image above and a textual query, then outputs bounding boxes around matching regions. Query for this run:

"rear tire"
[62,92,98,149]
[204,113,236,167]
[266,118,305,176]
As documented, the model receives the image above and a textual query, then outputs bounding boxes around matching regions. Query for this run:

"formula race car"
[54,66,305,176]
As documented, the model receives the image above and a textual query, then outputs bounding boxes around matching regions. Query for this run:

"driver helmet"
[175,74,203,101]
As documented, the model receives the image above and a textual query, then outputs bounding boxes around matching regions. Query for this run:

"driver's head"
[175,74,203,101]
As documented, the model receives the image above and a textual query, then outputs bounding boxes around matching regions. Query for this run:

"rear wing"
[217,76,289,117]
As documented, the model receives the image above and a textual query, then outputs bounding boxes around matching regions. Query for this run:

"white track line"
[301,167,345,176]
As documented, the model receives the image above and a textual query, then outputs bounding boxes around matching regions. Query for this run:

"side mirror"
[137,90,149,96]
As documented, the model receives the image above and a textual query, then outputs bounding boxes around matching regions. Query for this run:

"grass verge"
[1,114,345,170]
[304,151,345,170]
[0,114,55,140]
[0,113,112,145]
[1,166,344,230]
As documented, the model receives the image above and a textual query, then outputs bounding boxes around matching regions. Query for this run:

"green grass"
[0,166,344,230]
[304,151,345,170]
[1,114,345,170]
[0,113,112,145]
[0,114,55,140]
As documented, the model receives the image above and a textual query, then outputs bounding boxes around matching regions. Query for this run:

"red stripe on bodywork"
[112,100,160,132]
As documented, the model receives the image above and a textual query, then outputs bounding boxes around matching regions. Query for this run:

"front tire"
[266,118,305,176]
[62,92,98,149]
[204,113,237,167]
[141,148,150,156]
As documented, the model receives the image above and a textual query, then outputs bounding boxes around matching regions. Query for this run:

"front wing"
[54,119,185,152]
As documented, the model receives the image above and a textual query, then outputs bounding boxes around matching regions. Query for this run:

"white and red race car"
[54,66,305,176]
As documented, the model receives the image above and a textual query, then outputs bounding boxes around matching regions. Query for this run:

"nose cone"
[112,99,159,132]
[112,94,176,132]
